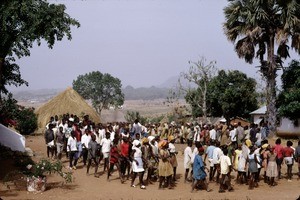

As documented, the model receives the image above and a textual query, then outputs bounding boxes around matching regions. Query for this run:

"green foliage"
[124,111,147,124]
[223,0,300,65]
[206,70,258,120]
[0,0,80,96]
[0,93,19,126]
[185,69,258,120]
[277,60,300,121]
[0,0,80,58]
[73,71,124,116]
[0,93,37,135]
[26,159,72,183]
[1,58,28,96]
[223,0,300,131]
[184,88,203,117]
[15,107,38,135]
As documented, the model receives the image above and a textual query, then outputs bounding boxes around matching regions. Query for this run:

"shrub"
[15,107,38,135]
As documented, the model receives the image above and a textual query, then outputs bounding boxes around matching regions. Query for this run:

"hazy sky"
[10,0,297,91]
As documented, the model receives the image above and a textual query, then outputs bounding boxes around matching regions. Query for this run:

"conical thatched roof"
[35,87,100,129]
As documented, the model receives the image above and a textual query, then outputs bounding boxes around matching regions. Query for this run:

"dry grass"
[35,87,100,129]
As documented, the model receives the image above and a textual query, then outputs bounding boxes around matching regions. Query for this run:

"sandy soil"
[1,135,299,200]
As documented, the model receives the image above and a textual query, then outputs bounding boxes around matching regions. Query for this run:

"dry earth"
[0,135,299,200]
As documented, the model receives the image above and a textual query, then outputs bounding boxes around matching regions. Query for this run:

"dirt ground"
[0,135,299,200]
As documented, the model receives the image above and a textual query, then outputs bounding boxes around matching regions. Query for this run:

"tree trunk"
[202,83,207,123]
[0,58,3,100]
[266,73,277,136]
[266,36,277,136]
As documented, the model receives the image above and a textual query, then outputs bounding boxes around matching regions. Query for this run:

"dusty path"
[0,135,299,200]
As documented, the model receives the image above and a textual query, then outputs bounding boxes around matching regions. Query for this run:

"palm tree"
[223,0,300,134]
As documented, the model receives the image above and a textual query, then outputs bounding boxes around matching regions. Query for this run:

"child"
[266,146,277,186]
[86,134,99,177]
[248,146,259,189]
[284,140,294,181]
[219,148,233,193]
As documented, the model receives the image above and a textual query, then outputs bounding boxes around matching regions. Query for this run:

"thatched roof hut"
[35,87,100,130]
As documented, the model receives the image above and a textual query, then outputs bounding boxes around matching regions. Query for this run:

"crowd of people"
[44,114,300,192]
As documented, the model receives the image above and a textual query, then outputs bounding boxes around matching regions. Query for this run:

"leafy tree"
[0,93,37,134]
[0,93,19,126]
[73,71,124,117]
[179,58,217,122]
[223,0,300,133]
[207,70,258,121]
[277,60,300,121]
[15,107,38,135]
[0,0,80,97]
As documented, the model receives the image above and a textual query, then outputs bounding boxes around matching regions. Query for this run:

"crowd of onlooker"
[43,114,300,192]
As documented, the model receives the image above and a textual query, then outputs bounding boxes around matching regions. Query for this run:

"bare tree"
[179,57,217,123]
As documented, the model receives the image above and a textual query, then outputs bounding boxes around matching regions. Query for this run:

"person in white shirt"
[67,131,78,170]
[81,129,91,166]
[255,128,262,147]
[209,125,217,141]
[193,126,201,143]
[219,148,233,193]
[184,140,193,183]
[168,136,178,182]
[212,141,223,183]
[229,125,237,148]
[100,132,111,172]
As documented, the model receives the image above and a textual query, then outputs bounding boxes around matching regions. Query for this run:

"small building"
[249,106,266,126]
[250,105,300,137]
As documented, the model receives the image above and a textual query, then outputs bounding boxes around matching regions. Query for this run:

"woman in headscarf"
[158,140,173,189]
[130,140,146,189]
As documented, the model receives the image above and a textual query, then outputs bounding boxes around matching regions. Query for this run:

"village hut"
[35,87,100,131]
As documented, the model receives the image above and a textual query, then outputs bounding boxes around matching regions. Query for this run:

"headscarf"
[158,140,168,149]
[245,139,252,148]
[168,135,175,142]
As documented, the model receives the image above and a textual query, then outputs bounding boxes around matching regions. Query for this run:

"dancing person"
[184,140,193,183]
[283,141,294,182]
[219,148,233,193]
[266,146,278,186]
[86,134,99,177]
[67,131,78,170]
[131,140,146,189]
[100,132,111,172]
[158,140,173,189]
[191,146,211,192]
[107,138,123,182]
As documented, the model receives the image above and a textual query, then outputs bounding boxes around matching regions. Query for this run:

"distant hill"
[11,76,193,102]
[11,86,172,102]
[123,85,170,100]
